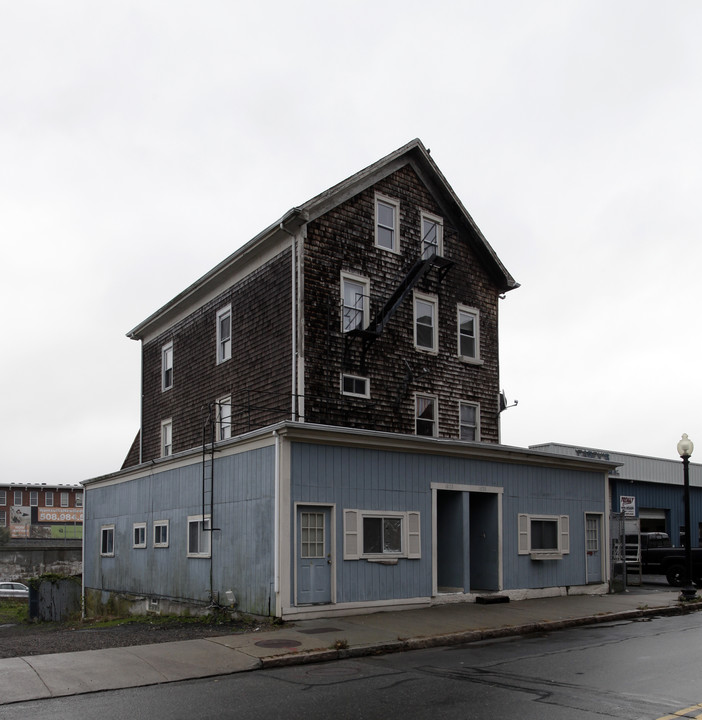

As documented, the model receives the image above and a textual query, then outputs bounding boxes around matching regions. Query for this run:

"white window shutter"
[560,515,570,554]
[518,514,529,554]
[407,511,421,559]
[344,510,360,560]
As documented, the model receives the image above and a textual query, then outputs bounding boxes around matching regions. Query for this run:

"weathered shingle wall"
[132,249,292,465]
[302,164,501,440]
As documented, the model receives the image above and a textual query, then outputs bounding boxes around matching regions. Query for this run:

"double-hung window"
[459,402,480,441]
[187,515,211,557]
[14,491,22,506]
[341,272,369,333]
[375,194,399,252]
[216,305,232,364]
[60,493,69,508]
[162,341,174,391]
[457,305,480,361]
[30,491,38,507]
[420,212,443,259]
[414,293,438,352]
[0,511,5,527]
[133,522,146,549]
[45,491,53,507]
[154,520,169,548]
[415,394,437,437]
[101,525,115,557]
[217,396,232,441]
[0,490,5,505]
[161,419,173,457]
[518,514,570,558]
[75,493,83,508]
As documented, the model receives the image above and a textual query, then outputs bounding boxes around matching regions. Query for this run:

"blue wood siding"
[290,443,606,601]
[85,446,275,615]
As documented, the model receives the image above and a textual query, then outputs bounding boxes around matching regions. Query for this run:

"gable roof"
[128,139,518,342]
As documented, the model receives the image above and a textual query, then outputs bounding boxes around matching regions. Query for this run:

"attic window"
[375,194,399,252]
[421,212,443,259]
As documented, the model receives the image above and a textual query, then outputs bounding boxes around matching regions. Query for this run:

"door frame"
[584,511,604,584]
[293,502,336,606]
[431,483,503,596]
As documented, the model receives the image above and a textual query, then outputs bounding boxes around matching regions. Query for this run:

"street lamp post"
[676,433,697,601]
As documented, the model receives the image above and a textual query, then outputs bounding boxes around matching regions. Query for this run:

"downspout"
[273,429,281,610]
[139,344,143,464]
[280,222,298,420]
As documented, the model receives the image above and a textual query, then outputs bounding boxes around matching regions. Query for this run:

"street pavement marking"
[655,703,702,720]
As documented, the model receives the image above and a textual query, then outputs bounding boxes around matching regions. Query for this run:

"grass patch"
[0,600,29,624]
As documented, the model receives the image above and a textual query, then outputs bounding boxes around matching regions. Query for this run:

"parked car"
[0,582,29,599]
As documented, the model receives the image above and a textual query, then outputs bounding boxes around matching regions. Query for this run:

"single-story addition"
[83,424,616,620]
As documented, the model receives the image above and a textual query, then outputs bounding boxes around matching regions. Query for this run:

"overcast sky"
[2,1,701,485]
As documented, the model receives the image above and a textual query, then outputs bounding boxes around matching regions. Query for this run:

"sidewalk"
[0,586,694,706]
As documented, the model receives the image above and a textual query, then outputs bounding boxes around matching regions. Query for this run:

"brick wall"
[302,164,502,441]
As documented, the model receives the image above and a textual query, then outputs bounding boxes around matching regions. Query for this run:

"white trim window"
[14,491,22,506]
[0,490,6,505]
[161,419,173,457]
[415,394,438,437]
[518,514,570,558]
[341,373,369,398]
[216,305,232,364]
[100,525,115,557]
[343,510,420,560]
[459,402,480,441]
[133,522,147,549]
[45,491,53,507]
[0,511,5,527]
[420,211,443,259]
[414,292,438,352]
[154,520,169,548]
[162,341,174,391]
[187,515,211,558]
[30,491,38,507]
[457,305,480,361]
[341,272,369,332]
[217,395,232,441]
[75,493,83,508]
[375,194,399,252]
[60,492,69,508]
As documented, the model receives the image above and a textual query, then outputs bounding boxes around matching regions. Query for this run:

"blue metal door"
[297,506,331,604]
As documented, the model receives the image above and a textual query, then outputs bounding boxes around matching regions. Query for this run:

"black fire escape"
[343,252,453,373]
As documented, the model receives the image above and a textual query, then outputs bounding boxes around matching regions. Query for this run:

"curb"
[260,602,702,670]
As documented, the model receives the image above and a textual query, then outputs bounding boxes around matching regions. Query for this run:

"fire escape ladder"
[344,253,454,370]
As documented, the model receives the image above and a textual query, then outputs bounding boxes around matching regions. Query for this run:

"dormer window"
[420,212,443,259]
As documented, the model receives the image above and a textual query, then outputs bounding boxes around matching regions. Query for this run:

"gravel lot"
[0,603,276,658]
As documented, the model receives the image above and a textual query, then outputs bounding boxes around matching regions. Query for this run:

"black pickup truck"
[628,532,702,586]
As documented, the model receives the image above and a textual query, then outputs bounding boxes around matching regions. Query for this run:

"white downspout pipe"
[281,223,297,421]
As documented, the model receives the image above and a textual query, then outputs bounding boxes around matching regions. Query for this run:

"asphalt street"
[2,612,700,720]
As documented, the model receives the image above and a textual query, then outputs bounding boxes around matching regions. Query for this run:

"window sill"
[458,356,483,366]
[530,552,562,560]
[365,557,400,565]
